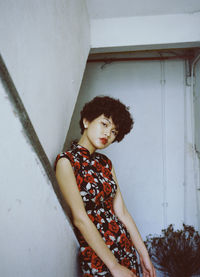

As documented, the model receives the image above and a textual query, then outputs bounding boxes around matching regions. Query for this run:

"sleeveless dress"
[55,141,139,277]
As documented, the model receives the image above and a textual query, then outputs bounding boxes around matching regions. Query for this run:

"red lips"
[100,138,108,145]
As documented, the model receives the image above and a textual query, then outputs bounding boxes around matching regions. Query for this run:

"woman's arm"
[56,158,136,277]
[112,166,156,277]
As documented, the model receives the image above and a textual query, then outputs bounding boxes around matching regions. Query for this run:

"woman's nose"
[104,129,111,137]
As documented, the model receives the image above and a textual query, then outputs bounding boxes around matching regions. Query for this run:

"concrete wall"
[0,0,90,276]
[0,0,90,163]
[66,59,198,238]
[0,76,80,276]
[90,13,200,52]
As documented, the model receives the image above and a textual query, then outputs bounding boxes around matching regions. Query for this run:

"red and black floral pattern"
[55,142,139,277]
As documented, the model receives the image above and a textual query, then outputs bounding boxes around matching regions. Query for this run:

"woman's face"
[83,114,118,150]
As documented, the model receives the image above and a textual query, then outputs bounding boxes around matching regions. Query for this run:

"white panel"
[90,13,200,50]
[164,60,185,228]
[86,0,200,19]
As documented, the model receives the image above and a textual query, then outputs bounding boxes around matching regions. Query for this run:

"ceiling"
[86,0,200,19]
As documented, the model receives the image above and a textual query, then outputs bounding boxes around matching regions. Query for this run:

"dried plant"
[145,224,200,277]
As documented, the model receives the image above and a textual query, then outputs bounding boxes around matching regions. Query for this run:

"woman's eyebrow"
[102,117,111,123]
[104,118,115,126]
[103,117,118,130]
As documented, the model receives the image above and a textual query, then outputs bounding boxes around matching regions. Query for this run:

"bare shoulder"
[55,154,87,220]
[56,156,71,167]
[56,157,75,179]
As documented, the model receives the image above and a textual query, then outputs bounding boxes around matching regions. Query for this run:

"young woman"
[55,96,156,277]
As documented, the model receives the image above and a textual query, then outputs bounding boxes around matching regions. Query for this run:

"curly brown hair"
[79,96,134,142]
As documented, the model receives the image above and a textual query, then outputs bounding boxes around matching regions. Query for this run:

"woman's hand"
[140,254,156,277]
[110,263,137,277]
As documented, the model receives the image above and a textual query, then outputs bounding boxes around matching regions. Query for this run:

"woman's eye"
[112,130,117,136]
[101,122,107,127]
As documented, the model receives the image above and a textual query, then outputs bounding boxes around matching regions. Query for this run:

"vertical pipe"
[190,54,200,230]
[160,60,168,229]
[183,60,188,224]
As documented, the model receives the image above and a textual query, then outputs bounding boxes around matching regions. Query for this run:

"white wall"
[0,0,90,163]
[90,13,200,52]
[66,59,198,238]
[0,1,90,276]
[0,79,80,277]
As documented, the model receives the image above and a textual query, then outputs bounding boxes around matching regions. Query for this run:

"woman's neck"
[78,135,96,155]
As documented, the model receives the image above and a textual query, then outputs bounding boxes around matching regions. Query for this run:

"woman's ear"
[83,118,89,129]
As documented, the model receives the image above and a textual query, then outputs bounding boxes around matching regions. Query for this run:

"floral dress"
[55,141,139,277]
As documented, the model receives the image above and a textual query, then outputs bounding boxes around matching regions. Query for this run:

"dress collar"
[71,140,96,159]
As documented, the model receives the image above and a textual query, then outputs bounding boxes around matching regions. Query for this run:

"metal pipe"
[160,59,168,229]
[183,60,188,224]
[87,55,194,63]
[190,53,200,230]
